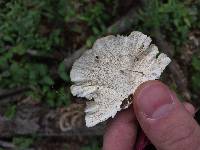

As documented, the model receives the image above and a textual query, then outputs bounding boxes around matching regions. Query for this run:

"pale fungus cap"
[70,31,171,127]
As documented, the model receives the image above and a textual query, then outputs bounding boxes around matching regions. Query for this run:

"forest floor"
[0,0,200,149]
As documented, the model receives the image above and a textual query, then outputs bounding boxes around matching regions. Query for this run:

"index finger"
[103,107,138,150]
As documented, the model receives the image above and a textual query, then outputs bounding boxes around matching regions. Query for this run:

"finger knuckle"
[162,123,199,150]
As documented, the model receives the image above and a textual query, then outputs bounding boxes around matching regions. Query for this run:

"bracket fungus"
[70,31,171,127]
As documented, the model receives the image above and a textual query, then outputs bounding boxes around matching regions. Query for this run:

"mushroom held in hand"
[70,31,171,127]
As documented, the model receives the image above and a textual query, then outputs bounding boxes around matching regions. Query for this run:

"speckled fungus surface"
[70,31,171,127]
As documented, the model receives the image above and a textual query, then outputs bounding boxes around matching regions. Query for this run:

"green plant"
[191,55,200,93]
[4,104,16,119]
[0,0,120,108]
[78,1,111,47]
[81,140,101,150]
[135,0,197,46]
[0,1,71,107]
[0,0,199,149]
[13,137,33,150]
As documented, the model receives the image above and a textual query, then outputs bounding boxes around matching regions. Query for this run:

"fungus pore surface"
[70,31,171,127]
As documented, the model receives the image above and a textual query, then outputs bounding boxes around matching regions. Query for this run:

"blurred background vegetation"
[0,0,199,149]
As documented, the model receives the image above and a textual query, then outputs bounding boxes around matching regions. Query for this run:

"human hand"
[103,80,200,150]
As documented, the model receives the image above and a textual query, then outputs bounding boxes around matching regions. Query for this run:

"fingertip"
[133,80,174,119]
[132,80,200,150]
[133,80,165,107]
[183,102,196,116]
[134,80,165,98]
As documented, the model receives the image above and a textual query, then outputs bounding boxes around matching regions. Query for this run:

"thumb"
[133,80,200,150]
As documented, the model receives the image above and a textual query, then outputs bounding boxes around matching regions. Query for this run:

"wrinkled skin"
[103,80,200,150]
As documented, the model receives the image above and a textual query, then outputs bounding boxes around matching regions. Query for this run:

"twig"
[0,87,28,100]
[0,140,15,149]
[4,45,55,60]
[107,7,140,34]
[63,46,87,70]
[0,104,105,138]
[0,88,28,107]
